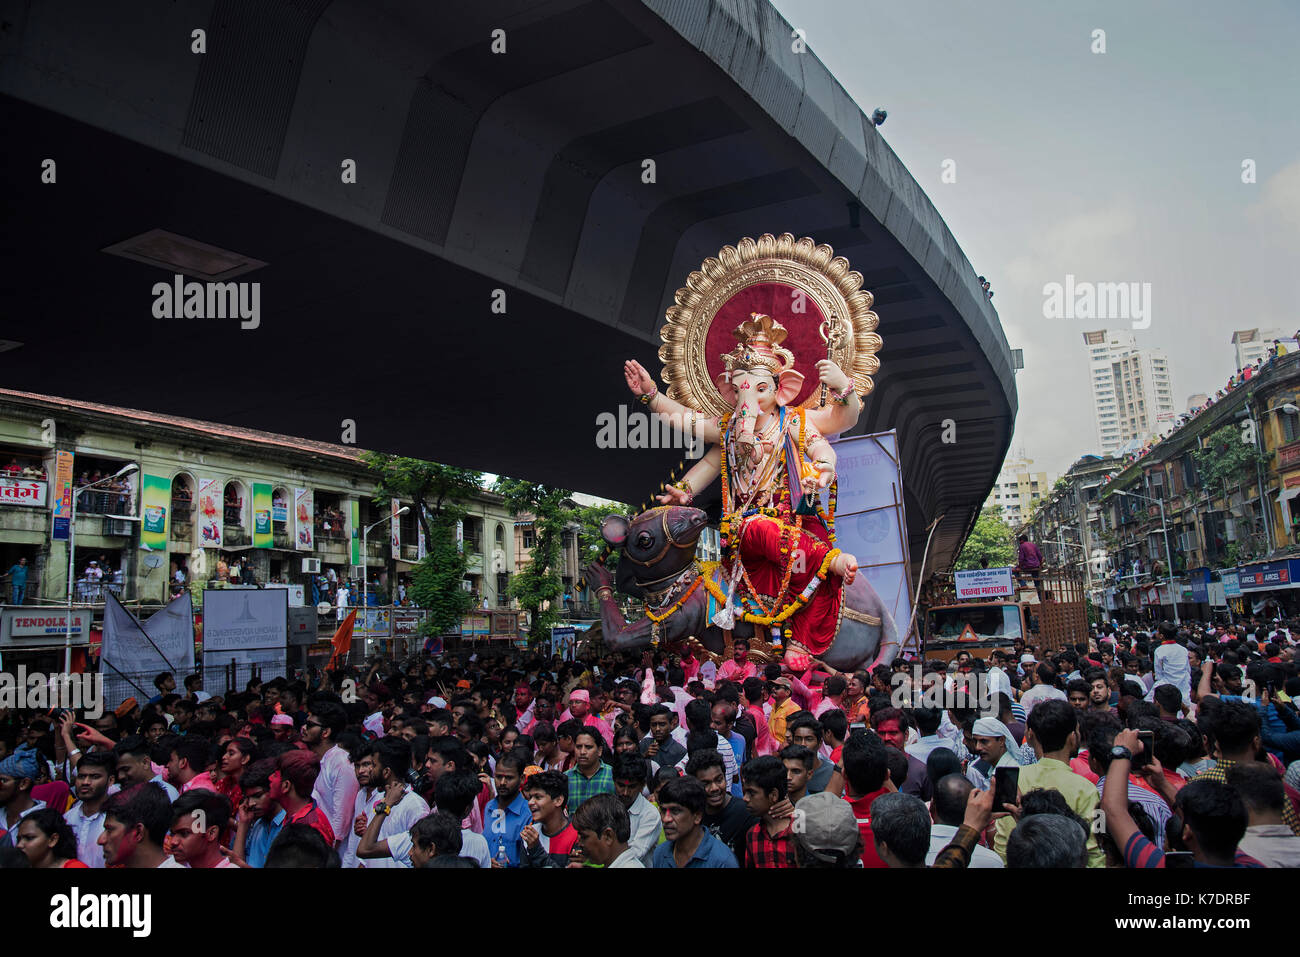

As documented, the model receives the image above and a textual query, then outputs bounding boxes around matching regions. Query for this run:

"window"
[497,572,509,606]
[523,528,536,549]
[1283,411,1300,444]
[495,523,504,546]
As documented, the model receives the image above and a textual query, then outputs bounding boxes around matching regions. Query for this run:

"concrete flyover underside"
[0,0,1016,576]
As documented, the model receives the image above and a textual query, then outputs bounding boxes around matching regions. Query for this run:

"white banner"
[201,588,287,653]
[0,478,47,507]
[955,567,1014,600]
[392,498,401,559]
[100,591,194,677]
[829,430,912,646]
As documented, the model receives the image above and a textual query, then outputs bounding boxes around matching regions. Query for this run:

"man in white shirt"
[336,583,350,621]
[925,773,1004,867]
[573,792,644,868]
[64,751,116,867]
[904,707,957,766]
[303,702,360,850]
[341,747,377,868]
[354,739,429,868]
[1229,763,1300,868]
[1019,662,1067,716]
[612,753,662,866]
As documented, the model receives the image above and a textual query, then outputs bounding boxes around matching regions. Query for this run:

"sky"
[771,0,1300,479]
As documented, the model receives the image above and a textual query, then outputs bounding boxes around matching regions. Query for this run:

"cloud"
[1247,160,1300,232]
[1003,203,1140,289]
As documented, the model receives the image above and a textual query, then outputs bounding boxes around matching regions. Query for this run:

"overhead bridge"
[0,0,1017,577]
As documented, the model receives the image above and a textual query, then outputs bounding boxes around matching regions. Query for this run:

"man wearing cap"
[563,689,613,748]
[0,745,46,848]
[793,791,863,867]
[768,677,799,746]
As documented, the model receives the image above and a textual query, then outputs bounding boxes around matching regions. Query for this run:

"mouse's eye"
[635,531,654,550]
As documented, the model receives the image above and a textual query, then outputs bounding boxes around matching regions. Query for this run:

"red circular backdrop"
[703,282,832,409]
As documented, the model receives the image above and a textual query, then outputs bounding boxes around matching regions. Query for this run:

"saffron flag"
[327,609,357,671]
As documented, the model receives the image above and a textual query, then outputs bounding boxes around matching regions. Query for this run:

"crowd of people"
[1,616,1298,869]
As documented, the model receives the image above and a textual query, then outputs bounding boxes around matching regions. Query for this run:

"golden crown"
[722,313,796,379]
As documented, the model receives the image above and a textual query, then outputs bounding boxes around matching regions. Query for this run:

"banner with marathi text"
[391,498,401,559]
[294,488,314,550]
[349,499,360,566]
[140,473,171,550]
[252,482,273,549]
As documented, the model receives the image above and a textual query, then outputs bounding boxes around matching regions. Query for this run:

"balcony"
[401,544,418,561]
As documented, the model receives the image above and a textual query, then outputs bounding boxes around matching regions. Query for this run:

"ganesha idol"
[586,233,899,674]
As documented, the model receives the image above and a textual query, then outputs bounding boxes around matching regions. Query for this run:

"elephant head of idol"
[715,313,804,465]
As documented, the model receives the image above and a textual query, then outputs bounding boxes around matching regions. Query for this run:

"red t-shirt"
[285,800,336,847]
[845,789,888,868]
[62,859,89,868]
[533,822,579,867]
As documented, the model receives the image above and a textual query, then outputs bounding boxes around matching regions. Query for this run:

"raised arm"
[805,360,862,437]
[624,359,721,444]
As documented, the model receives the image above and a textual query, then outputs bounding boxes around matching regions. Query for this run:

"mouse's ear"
[601,515,630,547]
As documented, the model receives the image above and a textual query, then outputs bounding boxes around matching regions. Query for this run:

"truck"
[922,567,1089,662]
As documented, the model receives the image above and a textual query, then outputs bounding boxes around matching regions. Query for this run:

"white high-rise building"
[1082,330,1176,455]
[1230,328,1290,372]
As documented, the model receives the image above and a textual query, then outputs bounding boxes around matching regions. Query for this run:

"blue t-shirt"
[652,828,739,868]
[8,564,26,586]
[246,809,287,867]
[484,791,531,867]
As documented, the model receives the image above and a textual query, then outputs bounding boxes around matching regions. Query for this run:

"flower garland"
[645,573,703,623]
[700,547,841,627]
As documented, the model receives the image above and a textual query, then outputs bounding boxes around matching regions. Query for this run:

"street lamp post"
[65,463,138,672]
[1115,489,1179,625]
[361,506,409,652]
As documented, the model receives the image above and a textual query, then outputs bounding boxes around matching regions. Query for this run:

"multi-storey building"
[986,455,1051,528]
[1231,328,1291,373]
[1082,330,1176,454]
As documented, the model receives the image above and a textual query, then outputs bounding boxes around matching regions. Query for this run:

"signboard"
[357,608,391,637]
[51,450,73,541]
[418,507,427,561]
[197,477,222,547]
[393,609,423,636]
[272,496,288,523]
[551,625,576,660]
[462,613,490,636]
[1,608,90,647]
[201,588,287,653]
[1237,559,1299,591]
[252,482,273,549]
[391,499,401,559]
[287,606,318,646]
[139,474,171,550]
[954,567,1014,600]
[1222,575,1242,598]
[264,582,305,606]
[1279,441,1300,471]
[0,478,47,507]
[1207,581,1228,606]
[294,488,314,550]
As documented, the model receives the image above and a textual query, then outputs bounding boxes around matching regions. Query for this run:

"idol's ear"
[775,369,805,406]
[715,370,737,408]
[601,515,631,547]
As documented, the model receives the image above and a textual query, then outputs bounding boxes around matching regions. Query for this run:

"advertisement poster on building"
[349,500,360,565]
[197,477,222,547]
[252,482,273,548]
[294,488,313,550]
[140,473,171,550]
[51,450,73,541]
[391,498,401,558]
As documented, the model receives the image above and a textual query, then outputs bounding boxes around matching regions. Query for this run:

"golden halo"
[658,233,881,417]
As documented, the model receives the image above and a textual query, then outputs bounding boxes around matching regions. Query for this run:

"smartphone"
[1135,730,1155,767]
[1163,851,1195,868]
[993,766,1020,810]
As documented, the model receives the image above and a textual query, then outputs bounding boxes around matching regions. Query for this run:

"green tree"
[361,454,484,637]
[571,501,633,573]
[1193,424,1270,490]
[954,506,1017,571]
[493,477,574,644]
